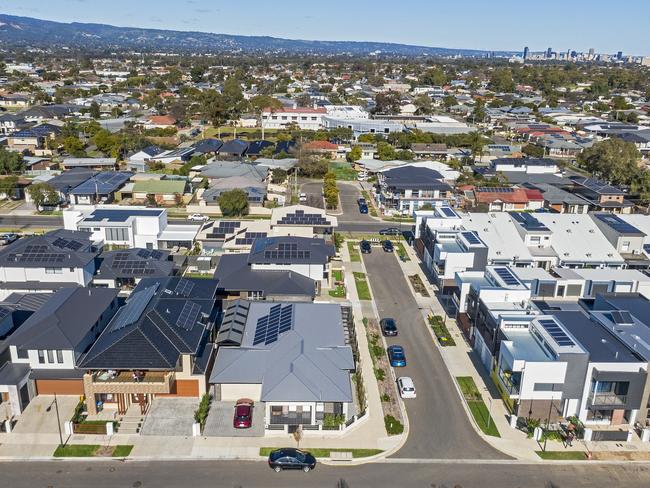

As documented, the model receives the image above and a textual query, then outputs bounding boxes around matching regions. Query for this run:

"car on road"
[233,398,254,429]
[381,240,394,252]
[379,227,400,236]
[268,448,316,473]
[397,376,417,398]
[380,317,398,336]
[360,240,372,254]
[388,345,406,367]
[357,197,367,205]
[299,192,307,202]
[187,213,209,222]
[0,233,19,246]
[359,203,368,214]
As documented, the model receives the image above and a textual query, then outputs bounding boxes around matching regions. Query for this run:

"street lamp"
[46,393,64,447]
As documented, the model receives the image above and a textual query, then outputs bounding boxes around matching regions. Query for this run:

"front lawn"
[353,272,371,300]
[259,447,382,458]
[53,445,101,457]
[112,445,134,457]
[347,241,361,262]
[536,451,588,460]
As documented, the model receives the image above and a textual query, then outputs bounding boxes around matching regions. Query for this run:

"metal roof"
[69,171,133,195]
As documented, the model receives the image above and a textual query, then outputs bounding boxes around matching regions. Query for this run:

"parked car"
[268,448,317,473]
[360,240,372,254]
[359,203,368,214]
[380,318,398,336]
[397,376,416,398]
[357,197,367,205]
[0,233,18,246]
[382,240,394,252]
[233,398,254,429]
[299,192,307,202]
[388,345,406,367]
[379,227,400,236]
[187,213,209,222]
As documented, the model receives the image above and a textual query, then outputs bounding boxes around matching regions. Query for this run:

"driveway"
[203,401,265,437]
[337,181,376,223]
[362,251,507,459]
[140,398,198,436]
[12,395,78,434]
[299,181,323,208]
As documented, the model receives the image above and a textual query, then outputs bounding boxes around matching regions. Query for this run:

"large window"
[47,350,54,363]
[56,350,64,364]
[105,227,129,242]
[45,267,63,274]
[17,348,28,359]
[38,350,45,364]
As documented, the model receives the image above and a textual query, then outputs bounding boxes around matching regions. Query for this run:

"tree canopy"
[218,189,249,217]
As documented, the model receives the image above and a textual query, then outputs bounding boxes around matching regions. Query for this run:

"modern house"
[0,229,98,288]
[271,205,338,236]
[79,277,219,415]
[262,107,326,130]
[127,145,162,172]
[569,176,634,214]
[376,165,452,214]
[473,187,544,212]
[210,300,355,431]
[93,248,174,289]
[202,176,266,207]
[68,171,133,205]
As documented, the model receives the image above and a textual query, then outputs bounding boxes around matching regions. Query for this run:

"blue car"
[388,345,406,367]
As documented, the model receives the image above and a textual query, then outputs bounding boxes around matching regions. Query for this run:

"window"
[56,350,64,364]
[534,383,561,391]
[17,348,28,359]
[47,350,54,363]
[45,267,63,274]
[38,350,45,364]
[622,241,630,252]
[529,236,541,244]
[106,227,129,242]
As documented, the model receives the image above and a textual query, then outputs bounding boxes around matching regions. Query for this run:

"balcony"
[496,367,521,396]
[85,371,174,395]
[589,393,627,407]
[93,371,168,383]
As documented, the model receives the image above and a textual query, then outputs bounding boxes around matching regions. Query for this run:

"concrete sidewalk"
[394,240,650,461]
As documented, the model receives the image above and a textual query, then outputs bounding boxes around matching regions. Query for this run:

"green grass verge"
[259,447,382,458]
[536,451,588,460]
[353,272,371,300]
[332,269,343,282]
[455,376,500,437]
[329,162,357,181]
[347,241,361,262]
[112,445,134,457]
[428,315,456,346]
[53,445,100,457]
[328,285,345,298]
[394,241,410,261]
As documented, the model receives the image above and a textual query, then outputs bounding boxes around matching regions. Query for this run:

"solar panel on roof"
[440,207,457,217]
[150,250,164,259]
[476,187,514,193]
[52,238,68,248]
[461,231,481,245]
[174,279,195,297]
[110,284,158,332]
[66,240,83,251]
[594,214,641,234]
[137,249,151,259]
[611,310,633,325]
[176,302,201,330]
[537,318,575,347]
[494,267,520,286]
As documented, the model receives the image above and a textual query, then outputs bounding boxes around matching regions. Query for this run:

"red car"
[233,399,254,429]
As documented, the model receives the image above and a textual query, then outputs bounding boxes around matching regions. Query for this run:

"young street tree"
[218,189,249,217]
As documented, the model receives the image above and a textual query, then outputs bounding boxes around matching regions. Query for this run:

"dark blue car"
[388,345,406,367]
[359,203,368,214]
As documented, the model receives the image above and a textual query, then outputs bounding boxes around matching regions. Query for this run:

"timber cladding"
[35,379,85,395]
[158,379,200,397]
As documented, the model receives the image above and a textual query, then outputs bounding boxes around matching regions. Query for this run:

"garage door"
[35,379,84,395]
[157,379,200,397]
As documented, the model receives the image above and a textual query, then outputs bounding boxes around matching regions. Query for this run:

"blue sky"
[2,0,649,55]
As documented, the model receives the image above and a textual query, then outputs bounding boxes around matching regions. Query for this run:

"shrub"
[384,415,404,435]
[194,393,212,430]
[381,393,390,402]
[323,413,345,428]
[374,368,386,381]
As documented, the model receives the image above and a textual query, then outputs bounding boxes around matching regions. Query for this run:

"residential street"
[362,250,505,459]
[3,459,650,488]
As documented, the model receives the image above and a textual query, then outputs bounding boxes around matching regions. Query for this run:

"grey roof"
[79,277,218,370]
[96,248,174,280]
[526,182,589,205]
[210,300,353,402]
[1,292,54,312]
[553,311,641,363]
[254,158,299,170]
[492,157,557,168]
[499,172,571,186]
[193,138,223,154]
[214,253,316,298]
[218,139,249,155]
[248,236,334,265]
[6,287,118,351]
[46,168,95,193]
[382,166,450,191]
[69,171,133,196]
[0,229,97,269]
[63,158,117,168]
[0,362,30,386]
[202,176,266,203]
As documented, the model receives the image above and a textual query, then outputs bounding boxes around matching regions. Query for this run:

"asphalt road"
[363,250,505,460]
[3,460,650,488]
[337,182,375,223]
[300,180,324,208]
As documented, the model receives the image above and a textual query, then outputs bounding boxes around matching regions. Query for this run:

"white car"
[187,213,209,222]
[397,377,416,399]
[299,192,307,202]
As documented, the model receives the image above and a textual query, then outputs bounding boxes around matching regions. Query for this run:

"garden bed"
[428,314,455,346]
[328,269,346,298]
[347,241,361,262]
[353,272,371,300]
[408,274,429,296]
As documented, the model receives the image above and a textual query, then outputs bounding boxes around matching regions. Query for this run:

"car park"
[0,233,19,246]
[397,376,416,398]
[380,317,398,336]
[388,345,406,367]
[187,213,209,222]
[379,227,400,236]
[360,240,372,254]
[268,448,316,473]
[233,398,254,429]
[382,240,394,252]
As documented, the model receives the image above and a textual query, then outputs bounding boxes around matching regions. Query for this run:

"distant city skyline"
[1,0,649,55]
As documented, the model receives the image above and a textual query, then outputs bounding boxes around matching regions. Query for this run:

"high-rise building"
[617,51,623,60]
[546,47,552,58]
[523,46,529,60]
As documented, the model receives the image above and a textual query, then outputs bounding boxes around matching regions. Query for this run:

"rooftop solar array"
[235,231,267,246]
[8,244,66,264]
[84,209,162,222]
[461,231,482,246]
[610,310,634,325]
[252,304,294,346]
[538,318,575,347]
[110,284,158,332]
[0,307,11,321]
[574,177,624,195]
[51,237,84,251]
[594,213,643,235]
[70,172,132,195]
[278,210,330,226]
[208,221,241,239]
[510,212,550,232]
[493,267,521,286]
[176,302,201,331]
[475,187,514,193]
[440,207,458,218]
[174,279,195,297]
[264,242,311,261]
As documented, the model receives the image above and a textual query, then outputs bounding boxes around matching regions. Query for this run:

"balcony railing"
[269,412,313,425]
[92,371,168,384]
[589,393,627,406]
[497,368,521,396]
